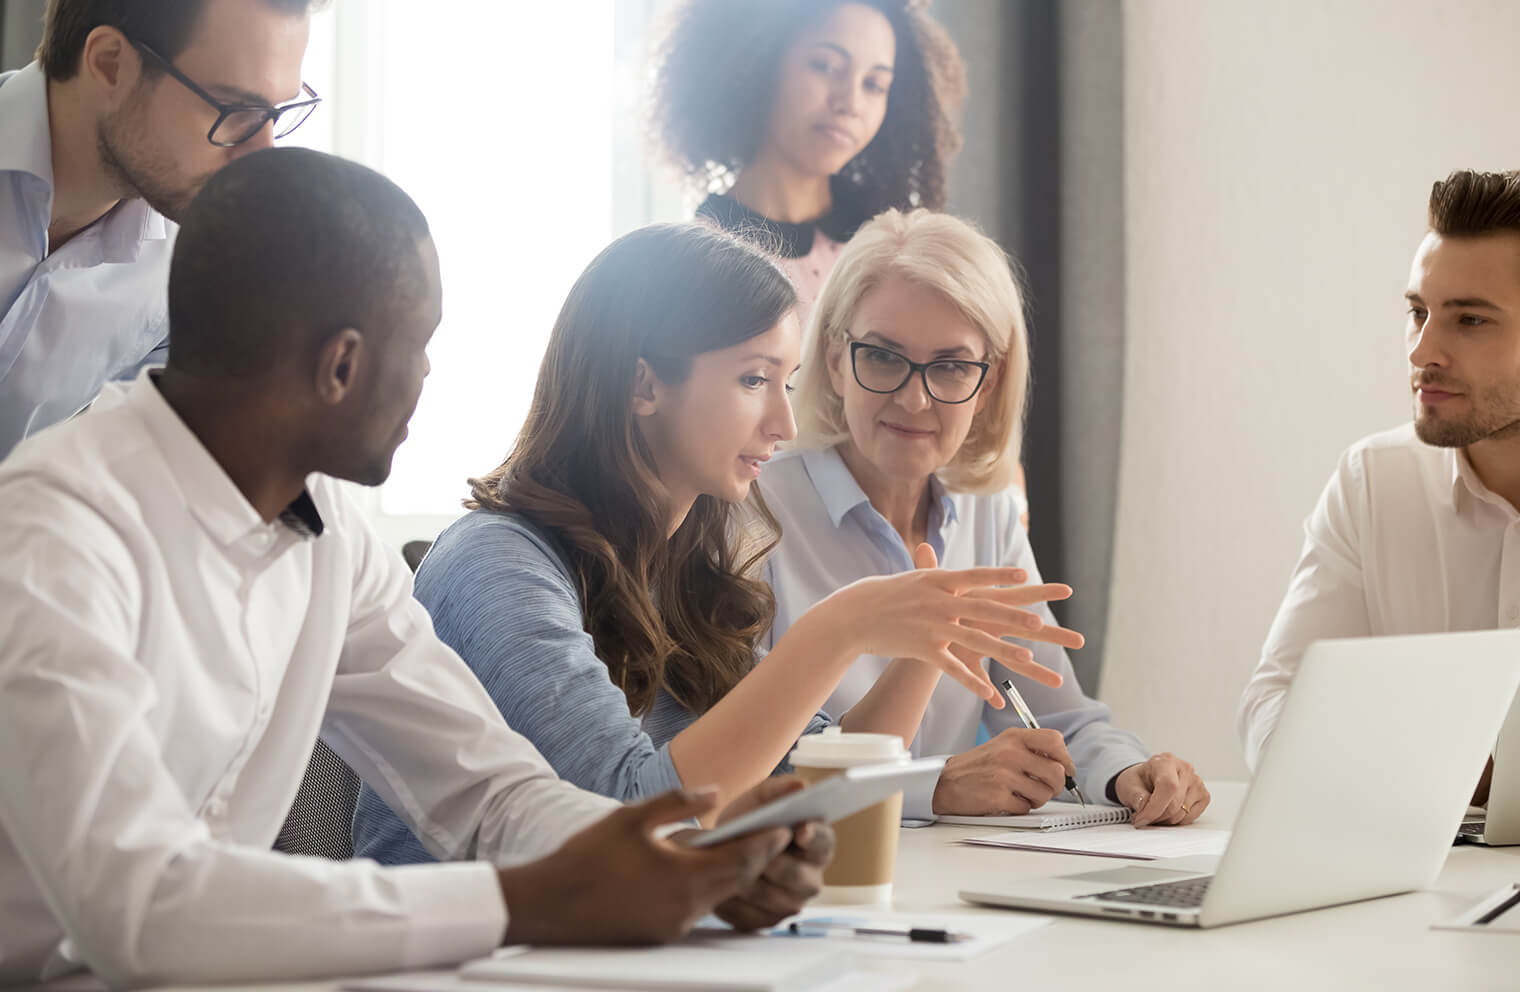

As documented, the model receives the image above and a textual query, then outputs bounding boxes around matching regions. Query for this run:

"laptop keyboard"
[1078,876,1213,909]
[1457,820,1486,839]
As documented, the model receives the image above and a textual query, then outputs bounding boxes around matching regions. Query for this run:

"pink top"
[779,231,846,327]
[696,184,866,329]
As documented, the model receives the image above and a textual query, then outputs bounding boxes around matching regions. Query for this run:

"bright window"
[298,1,683,543]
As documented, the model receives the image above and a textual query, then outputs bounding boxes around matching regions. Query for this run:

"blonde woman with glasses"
[760,209,1210,825]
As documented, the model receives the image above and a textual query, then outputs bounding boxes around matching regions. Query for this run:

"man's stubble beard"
[1414,382,1520,448]
[96,97,209,223]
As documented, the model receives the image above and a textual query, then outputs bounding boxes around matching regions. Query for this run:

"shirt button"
[205,797,228,819]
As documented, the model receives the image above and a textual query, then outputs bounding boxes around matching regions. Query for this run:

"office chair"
[274,739,361,860]
[274,540,435,859]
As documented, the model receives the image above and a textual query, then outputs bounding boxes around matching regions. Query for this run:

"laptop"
[960,629,1520,928]
[1457,671,1520,846]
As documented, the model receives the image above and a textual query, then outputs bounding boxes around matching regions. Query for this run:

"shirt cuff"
[1091,752,1147,807]
[900,755,949,821]
[393,861,507,969]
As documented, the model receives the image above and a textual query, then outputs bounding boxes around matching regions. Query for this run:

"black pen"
[785,921,973,943]
[1475,884,1520,926]
[999,678,1086,806]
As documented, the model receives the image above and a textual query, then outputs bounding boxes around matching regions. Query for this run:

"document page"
[962,823,1230,860]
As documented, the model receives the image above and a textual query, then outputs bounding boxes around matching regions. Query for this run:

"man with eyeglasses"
[0,0,322,458]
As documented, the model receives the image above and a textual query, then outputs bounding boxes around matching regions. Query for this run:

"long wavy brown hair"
[467,224,799,717]
[650,0,966,214]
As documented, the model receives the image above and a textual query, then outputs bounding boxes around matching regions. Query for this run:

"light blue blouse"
[353,509,829,865]
[758,446,1149,819]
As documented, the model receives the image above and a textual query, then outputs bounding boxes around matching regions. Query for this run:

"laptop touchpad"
[1063,866,1203,886]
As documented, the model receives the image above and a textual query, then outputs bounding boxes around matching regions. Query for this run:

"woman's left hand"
[1115,753,1210,826]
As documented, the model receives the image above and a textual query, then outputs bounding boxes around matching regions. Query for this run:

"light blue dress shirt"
[758,445,1149,819]
[352,509,831,865]
[0,63,173,459]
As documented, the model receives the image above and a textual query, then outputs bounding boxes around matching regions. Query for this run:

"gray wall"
[2,0,45,70]
[1054,1,1124,695]
[936,0,1124,694]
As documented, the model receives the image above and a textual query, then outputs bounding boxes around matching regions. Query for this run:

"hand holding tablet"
[685,756,946,848]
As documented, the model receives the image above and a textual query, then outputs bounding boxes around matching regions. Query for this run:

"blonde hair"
[791,208,1030,493]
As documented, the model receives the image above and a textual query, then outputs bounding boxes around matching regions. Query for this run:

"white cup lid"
[789,726,909,768]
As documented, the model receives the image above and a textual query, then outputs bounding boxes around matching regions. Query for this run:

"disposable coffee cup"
[789,727,910,905]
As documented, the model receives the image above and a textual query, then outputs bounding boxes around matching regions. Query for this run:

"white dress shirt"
[0,372,618,988]
[0,62,172,459]
[758,446,1148,818]
[1239,423,1520,769]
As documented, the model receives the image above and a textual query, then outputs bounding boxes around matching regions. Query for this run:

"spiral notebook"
[935,801,1131,832]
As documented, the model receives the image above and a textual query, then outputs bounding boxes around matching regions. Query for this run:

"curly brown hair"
[466,224,798,718]
[651,0,966,214]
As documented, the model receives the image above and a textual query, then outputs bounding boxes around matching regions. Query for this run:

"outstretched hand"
[838,542,1083,706]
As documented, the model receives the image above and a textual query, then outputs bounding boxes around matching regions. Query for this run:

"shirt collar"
[0,64,55,190]
[123,370,325,545]
[0,62,170,262]
[800,445,958,531]
[695,176,869,259]
[1450,444,1517,516]
[99,198,169,262]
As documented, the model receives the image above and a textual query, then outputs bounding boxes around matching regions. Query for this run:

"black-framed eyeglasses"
[131,40,321,147]
[848,339,990,405]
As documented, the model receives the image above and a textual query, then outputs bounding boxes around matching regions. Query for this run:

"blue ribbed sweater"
[352,509,829,865]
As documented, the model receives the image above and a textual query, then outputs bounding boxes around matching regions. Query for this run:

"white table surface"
[54,783,1520,992]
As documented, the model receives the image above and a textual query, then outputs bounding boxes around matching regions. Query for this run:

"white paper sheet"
[343,968,911,992]
[961,823,1230,860]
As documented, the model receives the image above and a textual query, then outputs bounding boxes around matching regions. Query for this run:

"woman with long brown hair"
[352,222,1080,864]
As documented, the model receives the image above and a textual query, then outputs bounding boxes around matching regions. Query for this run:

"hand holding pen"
[929,692,1085,815]
[1000,678,1086,806]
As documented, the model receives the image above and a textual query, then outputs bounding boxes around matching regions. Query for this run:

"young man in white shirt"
[1239,169,1520,802]
[0,0,323,457]
[0,147,832,988]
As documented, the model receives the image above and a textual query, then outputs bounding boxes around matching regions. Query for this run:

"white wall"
[1102,0,1520,780]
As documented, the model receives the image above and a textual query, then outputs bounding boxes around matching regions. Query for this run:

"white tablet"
[684,756,946,848]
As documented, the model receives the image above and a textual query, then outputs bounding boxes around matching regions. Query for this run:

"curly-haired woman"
[650,0,965,317]
[350,223,1082,865]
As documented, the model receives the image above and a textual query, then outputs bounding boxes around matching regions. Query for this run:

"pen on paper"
[999,678,1086,806]
[784,921,974,944]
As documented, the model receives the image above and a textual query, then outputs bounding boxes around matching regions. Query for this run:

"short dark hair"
[167,147,431,379]
[650,0,966,214]
[1428,170,1520,239]
[37,0,322,81]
